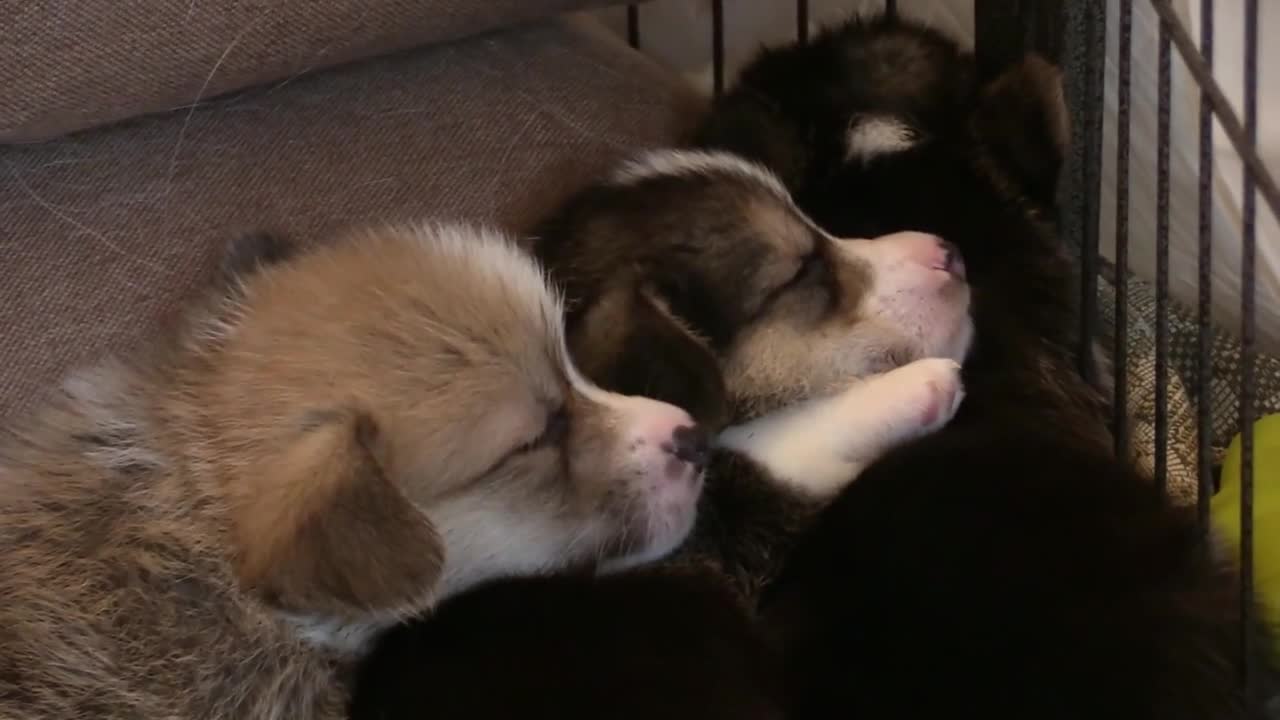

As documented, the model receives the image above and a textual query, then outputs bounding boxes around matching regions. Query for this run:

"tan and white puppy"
[0,223,706,719]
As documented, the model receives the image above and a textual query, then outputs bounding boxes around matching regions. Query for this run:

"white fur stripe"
[844,115,920,162]
[611,149,789,199]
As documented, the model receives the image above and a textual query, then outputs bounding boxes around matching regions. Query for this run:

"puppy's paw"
[824,357,964,463]
[885,357,965,436]
[717,358,965,501]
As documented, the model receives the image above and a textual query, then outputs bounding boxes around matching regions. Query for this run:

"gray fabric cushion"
[1,0,631,142]
[0,16,704,422]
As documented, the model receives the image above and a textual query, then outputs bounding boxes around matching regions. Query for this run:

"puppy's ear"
[572,285,730,431]
[971,54,1068,206]
[219,230,300,285]
[696,90,812,192]
[233,411,443,619]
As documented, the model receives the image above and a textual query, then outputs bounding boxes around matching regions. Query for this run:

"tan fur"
[0,222,703,719]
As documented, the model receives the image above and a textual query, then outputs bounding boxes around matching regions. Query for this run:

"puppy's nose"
[666,424,710,470]
[938,238,966,280]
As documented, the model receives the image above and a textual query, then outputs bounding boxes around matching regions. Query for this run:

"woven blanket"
[1097,266,1280,506]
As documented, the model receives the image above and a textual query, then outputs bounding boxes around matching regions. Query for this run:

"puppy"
[0,223,707,719]
[697,15,1280,720]
[352,147,975,718]
[539,148,973,591]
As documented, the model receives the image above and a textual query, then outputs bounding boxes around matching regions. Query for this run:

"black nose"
[939,238,966,280]
[670,424,710,469]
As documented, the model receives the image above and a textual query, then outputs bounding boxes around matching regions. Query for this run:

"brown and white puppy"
[0,223,705,719]
[351,150,976,720]
[538,149,973,586]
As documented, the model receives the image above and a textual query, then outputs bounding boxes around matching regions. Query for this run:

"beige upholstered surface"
[0,17,704,422]
[1,0,629,142]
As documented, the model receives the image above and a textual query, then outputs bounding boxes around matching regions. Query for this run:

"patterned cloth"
[1096,263,1280,506]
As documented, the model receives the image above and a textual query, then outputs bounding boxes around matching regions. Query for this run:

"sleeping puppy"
[697,15,1280,720]
[352,151,974,719]
[539,148,973,593]
[0,223,707,719]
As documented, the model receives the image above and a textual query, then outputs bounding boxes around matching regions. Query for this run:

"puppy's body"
[0,224,706,719]
[0,374,348,718]
[355,569,786,720]
[699,16,1280,719]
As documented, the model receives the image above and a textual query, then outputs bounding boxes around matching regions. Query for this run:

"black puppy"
[353,568,785,720]
[699,16,1278,720]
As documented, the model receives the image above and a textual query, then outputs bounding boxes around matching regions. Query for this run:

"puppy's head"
[700,15,1070,279]
[186,225,706,646]
[537,150,973,422]
[694,15,977,192]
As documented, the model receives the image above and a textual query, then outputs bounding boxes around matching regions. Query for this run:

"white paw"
[717,358,965,501]
[882,357,965,438]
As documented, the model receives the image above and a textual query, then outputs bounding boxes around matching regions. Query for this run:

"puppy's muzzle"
[606,394,706,486]
[888,231,965,281]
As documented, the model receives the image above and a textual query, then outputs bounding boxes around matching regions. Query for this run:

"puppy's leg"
[718,358,964,500]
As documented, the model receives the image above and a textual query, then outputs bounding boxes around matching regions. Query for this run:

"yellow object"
[1212,412,1280,632]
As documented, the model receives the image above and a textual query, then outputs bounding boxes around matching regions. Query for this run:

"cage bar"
[797,0,809,43]
[626,4,639,49]
[1195,0,1214,528]
[1146,1,1280,223]
[1239,0,1259,702]
[1061,0,1106,386]
[711,0,725,96]
[1083,0,1105,388]
[1114,0,1132,458]
[1153,14,1171,496]
[884,0,897,19]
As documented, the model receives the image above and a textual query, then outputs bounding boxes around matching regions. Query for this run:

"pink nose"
[891,231,965,280]
[937,238,965,280]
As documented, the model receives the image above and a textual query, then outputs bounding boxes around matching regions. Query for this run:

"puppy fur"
[0,223,706,719]
[355,56,976,720]
[352,568,786,720]
[697,15,1279,720]
[541,146,976,593]
[355,15,1278,720]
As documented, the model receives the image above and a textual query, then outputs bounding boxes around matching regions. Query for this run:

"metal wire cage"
[624,0,1271,709]
[986,1,1270,708]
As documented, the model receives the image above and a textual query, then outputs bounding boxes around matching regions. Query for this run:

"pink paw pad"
[918,380,947,427]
